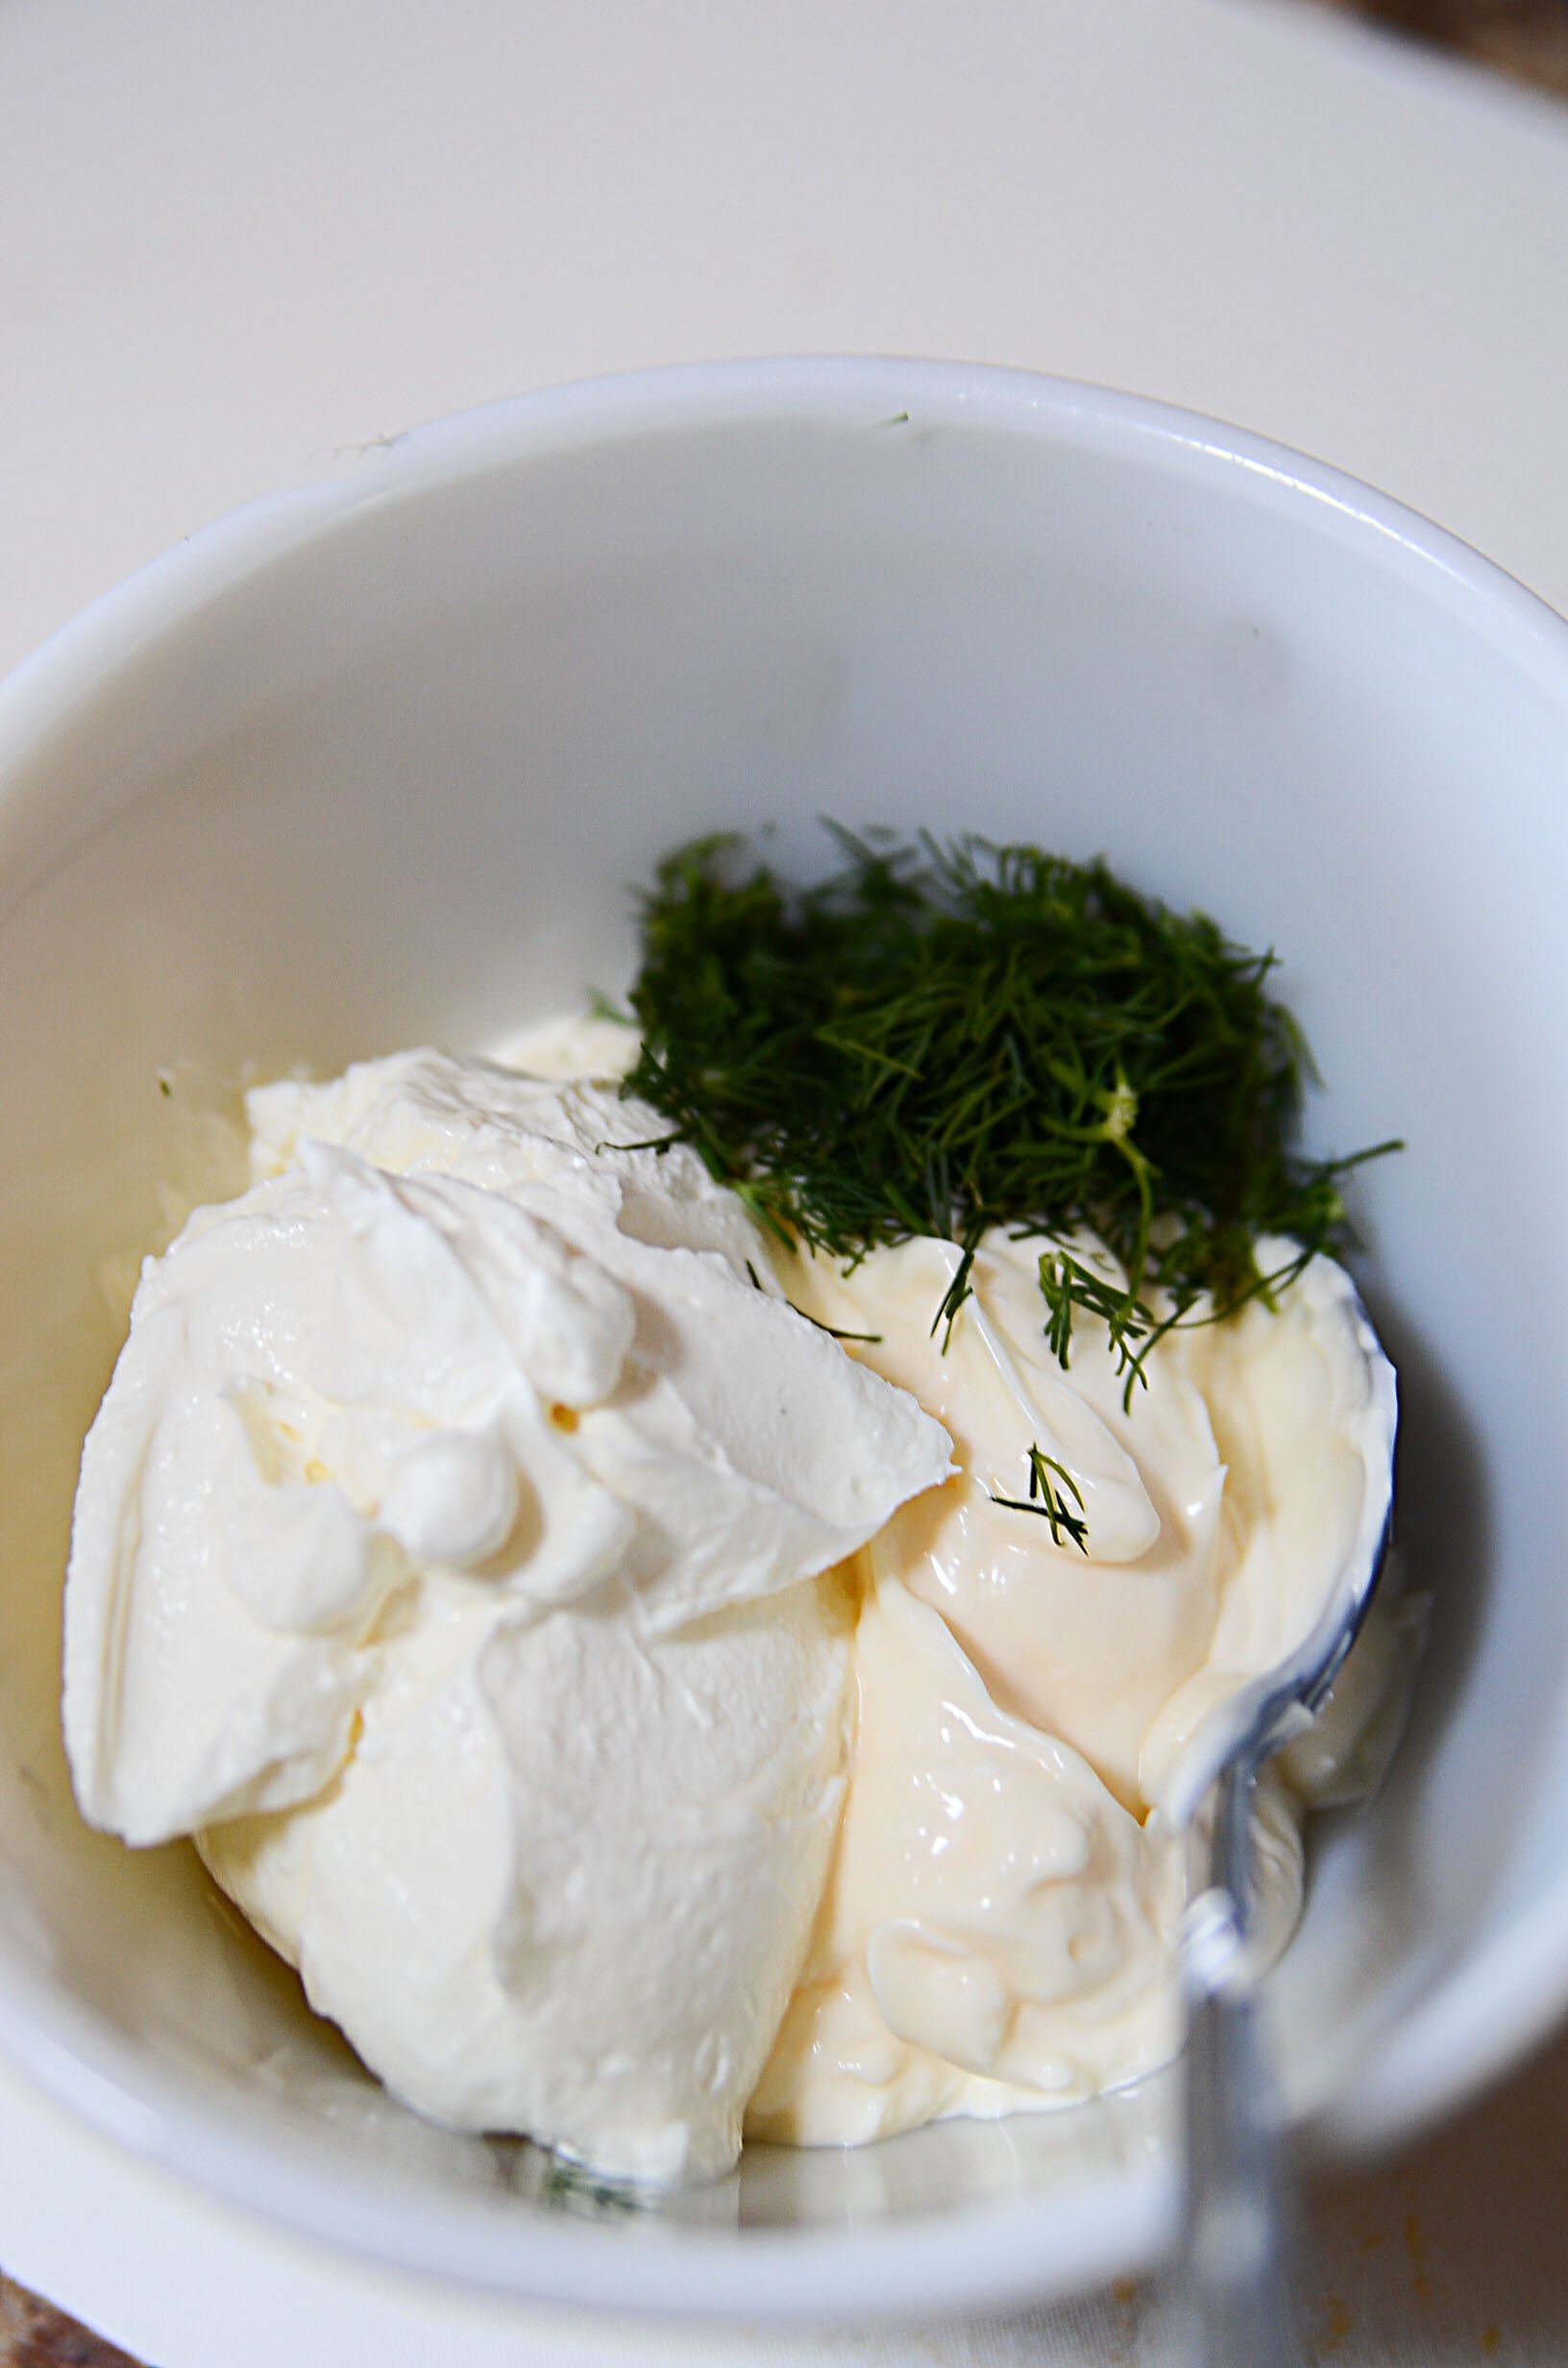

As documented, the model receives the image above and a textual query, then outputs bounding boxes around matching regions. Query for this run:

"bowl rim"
[6,353,1568,2317]
[6,352,1568,773]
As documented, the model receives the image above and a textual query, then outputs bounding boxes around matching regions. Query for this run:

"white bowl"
[2,358,1567,2323]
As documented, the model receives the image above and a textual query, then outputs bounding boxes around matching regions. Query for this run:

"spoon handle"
[1172,1764,1303,2368]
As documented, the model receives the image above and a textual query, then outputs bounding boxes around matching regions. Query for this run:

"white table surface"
[4,1,1568,2359]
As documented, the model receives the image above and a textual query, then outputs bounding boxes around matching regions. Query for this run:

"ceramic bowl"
[2,359,1566,2320]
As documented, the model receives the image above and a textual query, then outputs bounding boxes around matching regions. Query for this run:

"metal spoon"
[1162,1282,1398,2368]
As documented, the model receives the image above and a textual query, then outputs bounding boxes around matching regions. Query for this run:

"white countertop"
[6,0,1568,682]
[4,1,1568,2358]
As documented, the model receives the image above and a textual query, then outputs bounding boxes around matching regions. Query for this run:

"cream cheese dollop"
[62,1049,953,2179]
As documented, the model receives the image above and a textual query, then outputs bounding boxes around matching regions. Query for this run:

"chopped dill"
[538,2158,649,2217]
[988,1445,1090,1555]
[932,1238,976,1352]
[622,826,1397,1404]
[744,1256,882,1343]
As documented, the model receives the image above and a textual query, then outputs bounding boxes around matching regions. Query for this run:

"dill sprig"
[988,1445,1090,1554]
[622,826,1397,1393]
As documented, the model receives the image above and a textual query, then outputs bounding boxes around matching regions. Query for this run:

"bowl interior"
[3,364,1567,2313]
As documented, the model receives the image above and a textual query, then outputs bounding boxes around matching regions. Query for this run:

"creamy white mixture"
[748,1222,1394,2143]
[63,1025,1397,2179]
[63,1047,951,2179]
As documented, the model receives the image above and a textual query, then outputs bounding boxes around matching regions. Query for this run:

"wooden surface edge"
[2,2271,144,2368]
[1316,0,1568,95]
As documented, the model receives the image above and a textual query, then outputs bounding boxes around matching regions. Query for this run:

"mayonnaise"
[747,1223,1395,2145]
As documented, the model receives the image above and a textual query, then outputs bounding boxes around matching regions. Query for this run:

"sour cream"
[62,1049,952,2179]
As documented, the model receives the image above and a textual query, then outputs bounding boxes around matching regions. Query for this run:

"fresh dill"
[932,1237,977,1351]
[987,1445,1090,1555]
[623,826,1397,1405]
[744,1256,883,1343]
[538,2158,649,2218]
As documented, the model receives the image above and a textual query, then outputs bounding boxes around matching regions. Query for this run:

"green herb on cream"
[622,826,1397,1410]
[987,1444,1090,1555]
